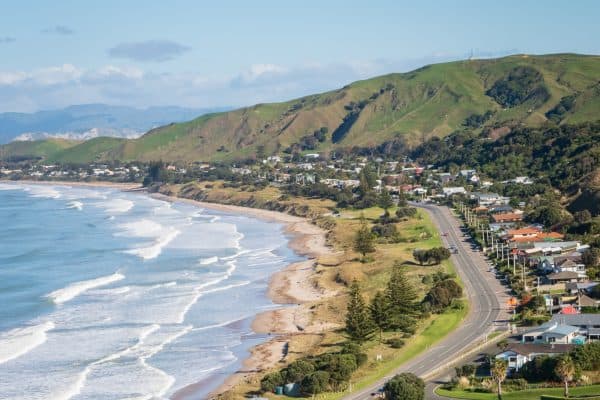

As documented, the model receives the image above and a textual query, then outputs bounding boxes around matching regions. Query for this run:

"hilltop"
[2,53,599,163]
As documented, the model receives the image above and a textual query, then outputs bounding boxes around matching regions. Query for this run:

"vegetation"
[490,359,508,400]
[354,217,376,259]
[384,373,425,400]
[554,355,576,398]
[345,281,376,343]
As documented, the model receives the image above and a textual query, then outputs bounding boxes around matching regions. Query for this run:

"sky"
[0,0,598,112]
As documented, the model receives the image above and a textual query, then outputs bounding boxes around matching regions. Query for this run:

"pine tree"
[345,280,375,343]
[385,265,418,332]
[354,216,375,259]
[369,291,391,342]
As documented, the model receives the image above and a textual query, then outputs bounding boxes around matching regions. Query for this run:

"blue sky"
[1,0,598,112]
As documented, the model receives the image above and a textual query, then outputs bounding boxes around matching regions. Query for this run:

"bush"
[384,373,425,400]
[424,279,463,312]
[260,371,284,392]
[396,207,417,218]
[284,359,316,383]
[387,338,405,348]
[300,371,330,395]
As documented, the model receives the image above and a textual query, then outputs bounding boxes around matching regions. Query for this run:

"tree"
[413,249,428,265]
[358,167,376,196]
[383,373,425,400]
[378,187,394,215]
[582,248,600,268]
[354,217,375,259]
[285,359,315,383]
[424,279,463,312]
[555,355,576,398]
[386,266,418,332]
[369,291,391,341]
[300,371,330,395]
[260,371,284,393]
[345,281,375,343]
[490,358,507,400]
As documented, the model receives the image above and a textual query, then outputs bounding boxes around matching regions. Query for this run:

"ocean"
[0,182,302,399]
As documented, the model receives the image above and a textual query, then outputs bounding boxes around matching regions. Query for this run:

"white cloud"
[31,64,83,85]
[0,71,27,85]
[0,51,515,112]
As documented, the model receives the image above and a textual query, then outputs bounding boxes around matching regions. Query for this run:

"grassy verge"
[435,384,600,400]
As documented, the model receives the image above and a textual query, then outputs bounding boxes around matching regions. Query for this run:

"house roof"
[493,213,524,222]
[548,271,580,280]
[551,313,600,326]
[502,343,574,356]
[508,227,542,235]
[578,294,599,308]
[559,305,580,315]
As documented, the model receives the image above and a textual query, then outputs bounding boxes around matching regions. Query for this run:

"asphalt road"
[342,204,512,400]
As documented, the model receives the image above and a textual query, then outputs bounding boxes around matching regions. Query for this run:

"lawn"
[436,384,600,400]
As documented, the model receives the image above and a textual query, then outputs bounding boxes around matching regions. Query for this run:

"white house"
[521,322,580,344]
[496,343,574,375]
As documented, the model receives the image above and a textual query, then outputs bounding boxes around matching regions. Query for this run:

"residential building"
[496,343,574,374]
[550,314,600,341]
[521,322,580,344]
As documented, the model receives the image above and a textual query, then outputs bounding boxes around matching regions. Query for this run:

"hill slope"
[2,54,600,163]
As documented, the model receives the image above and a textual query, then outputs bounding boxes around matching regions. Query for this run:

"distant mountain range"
[0,104,229,144]
[1,54,599,164]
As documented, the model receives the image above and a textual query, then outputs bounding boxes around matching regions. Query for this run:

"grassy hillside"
[0,138,80,162]
[3,53,600,163]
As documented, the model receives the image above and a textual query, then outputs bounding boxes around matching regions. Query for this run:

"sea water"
[0,183,302,399]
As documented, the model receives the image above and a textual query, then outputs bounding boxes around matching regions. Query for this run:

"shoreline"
[3,179,336,398]
[0,178,143,191]
[152,194,337,399]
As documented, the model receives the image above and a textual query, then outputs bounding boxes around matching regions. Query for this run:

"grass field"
[436,384,600,400]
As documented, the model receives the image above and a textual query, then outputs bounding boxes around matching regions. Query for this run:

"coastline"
[151,194,337,399]
[2,179,337,398]
[0,178,143,191]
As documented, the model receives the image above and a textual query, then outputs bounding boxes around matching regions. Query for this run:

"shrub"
[387,338,405,348]
[300,371,330,395]
[384,373,425,400]
[260,371,284,393]
[284,359,316,383]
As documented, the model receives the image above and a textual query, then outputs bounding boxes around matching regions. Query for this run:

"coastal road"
[342,203,511,400]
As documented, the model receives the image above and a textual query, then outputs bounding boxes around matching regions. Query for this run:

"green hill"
[3,53,600,163]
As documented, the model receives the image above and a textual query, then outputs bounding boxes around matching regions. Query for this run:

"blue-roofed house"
[521,321,580,344]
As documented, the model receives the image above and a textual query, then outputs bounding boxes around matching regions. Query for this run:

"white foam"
[90,286,131,296]
[67,200,83,211]
[47,273,125,304]
[125,228,180,260]
[0,183,20,191]
[99,198,134,214]
[0,321,55,365]
[24,185,62,199]
[117,219,164,238]
[199,256,219,265]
